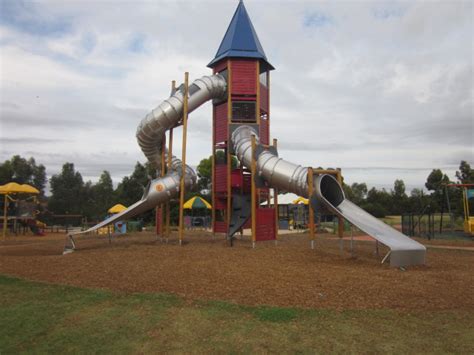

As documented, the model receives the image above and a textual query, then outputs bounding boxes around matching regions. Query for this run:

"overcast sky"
[0,0,472,193]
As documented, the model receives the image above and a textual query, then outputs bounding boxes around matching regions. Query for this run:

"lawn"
[1,275,473,353]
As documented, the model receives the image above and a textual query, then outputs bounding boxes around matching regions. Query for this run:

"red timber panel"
[231,169,243,188]
[214,102,228,143]
[260,85,268,113]
[214,220,227,233]
[214,164,227,193]
[255,208,276,241]
[243,174,252,194]
[260,117,270,145]
[213,60,228,74]
[214,197,227,209]
[231,60,257,95]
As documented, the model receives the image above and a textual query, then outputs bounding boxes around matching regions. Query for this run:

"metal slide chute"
[231,125,426,267]
[314,174,426,267]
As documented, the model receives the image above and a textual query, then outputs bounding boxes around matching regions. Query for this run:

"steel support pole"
[178,72,189,245]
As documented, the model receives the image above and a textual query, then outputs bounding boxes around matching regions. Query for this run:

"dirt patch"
[0,231,473,311]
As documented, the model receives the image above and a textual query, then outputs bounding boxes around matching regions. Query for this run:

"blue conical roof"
[208,1,274,70]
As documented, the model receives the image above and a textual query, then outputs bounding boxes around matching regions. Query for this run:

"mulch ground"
[1,231,473,311]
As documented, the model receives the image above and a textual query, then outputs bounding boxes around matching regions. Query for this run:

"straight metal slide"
[231,125,426,267]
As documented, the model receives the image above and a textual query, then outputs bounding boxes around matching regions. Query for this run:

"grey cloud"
[0,137,67,144]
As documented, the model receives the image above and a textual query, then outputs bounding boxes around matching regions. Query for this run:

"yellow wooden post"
[251,134,257,248]
[2,194,8,240]
[273,138,278,243]
[178,72,189,245]
[336,169,344,239]
[308,167,315,249]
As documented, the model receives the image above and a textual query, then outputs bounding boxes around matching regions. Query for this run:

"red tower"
[208,1,277,244]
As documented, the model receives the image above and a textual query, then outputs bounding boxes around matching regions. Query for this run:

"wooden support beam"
[308,167,315,249]
[251,134,257,248]
[178,72,189,245]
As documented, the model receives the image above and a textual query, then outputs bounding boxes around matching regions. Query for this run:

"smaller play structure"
[97,204,128,235]
[183,196,211,229]
[447,184,474,235]
[0,182,44,238]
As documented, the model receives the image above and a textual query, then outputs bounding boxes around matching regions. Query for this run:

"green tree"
[425,169,451,212]
[197,156,212,191]
[391,179,407,214]
[425,169,450,191]
[85,171,116,220]
[48,163,85,215]
[350,182,368,205]
[0,155,47,194]
[116,162,150,205]
[455,160,474,184]
[362,187,391,217]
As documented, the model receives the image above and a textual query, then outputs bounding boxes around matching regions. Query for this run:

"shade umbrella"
[0,182,40,239]
[183,196,212,209]
[108,204,128,214]
[292,196,309,205]
[19,184,40,194]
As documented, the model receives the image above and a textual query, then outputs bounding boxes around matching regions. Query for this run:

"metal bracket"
[63,234,76,255]
[381,250,391,264]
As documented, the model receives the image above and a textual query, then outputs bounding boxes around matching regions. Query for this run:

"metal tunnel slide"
[65,74,426,267]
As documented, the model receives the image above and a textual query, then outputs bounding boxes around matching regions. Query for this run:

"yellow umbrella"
[20,184,40,194]
[0,183,39,194]
[0,182,40,239]
[0,182,23,194]
[183,196,212,209]
[292,196,309,205]
[108,204,127,214]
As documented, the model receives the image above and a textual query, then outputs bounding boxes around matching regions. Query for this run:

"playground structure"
[447,184,474,235]
[65,1,426,267]
[0,182,44,238]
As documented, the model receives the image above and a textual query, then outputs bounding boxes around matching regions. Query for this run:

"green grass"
[1,275,473,353]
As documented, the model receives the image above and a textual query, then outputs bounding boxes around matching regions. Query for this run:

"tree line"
[0,155,473,224]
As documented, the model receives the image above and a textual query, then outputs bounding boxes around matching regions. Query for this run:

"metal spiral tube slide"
[231,125,426,267]
[64,74,227,250]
